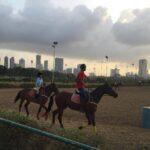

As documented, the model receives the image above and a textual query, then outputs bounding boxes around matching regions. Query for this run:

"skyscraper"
[138,59,148,78]
[66,68,72,74]
[55,58,63,72]
[44,60,48,70]
[36,55,41,69]
[73,68,78,76]
[10,57,15,69]
[4,56,8,68]
[110,68,120,77]
[19,58,25,68]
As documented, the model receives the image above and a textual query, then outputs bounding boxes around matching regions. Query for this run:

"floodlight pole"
[51,41,58,83]
[105,56,109,79]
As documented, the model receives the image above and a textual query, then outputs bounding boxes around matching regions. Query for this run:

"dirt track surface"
[0,86,150,148]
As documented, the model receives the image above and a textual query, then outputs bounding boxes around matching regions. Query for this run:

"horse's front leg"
[37,105,42,120]
[24,101,30,117]
[41,105,48,120]
[78,111,91,130]
[19,99,25,113]
[90,112,97,133]
[86,111,92,125]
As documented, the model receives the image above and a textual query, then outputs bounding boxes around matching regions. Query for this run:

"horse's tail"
[42,94,55,120]
[47,94,55,113]
[14,91,21,103]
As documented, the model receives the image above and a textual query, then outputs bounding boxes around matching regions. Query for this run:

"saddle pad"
[28,90,36,97]
[71,93,80,104]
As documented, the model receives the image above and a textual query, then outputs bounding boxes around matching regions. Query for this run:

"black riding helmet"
[37,72,42,77]
[80,64,86,70]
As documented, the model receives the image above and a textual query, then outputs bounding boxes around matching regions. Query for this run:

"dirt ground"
[0,86,150,149]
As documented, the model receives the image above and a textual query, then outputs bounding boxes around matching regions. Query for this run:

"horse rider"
[35,72,43,97]
[75,64,88,111]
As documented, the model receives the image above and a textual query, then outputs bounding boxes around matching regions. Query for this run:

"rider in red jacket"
[76,64,87,111]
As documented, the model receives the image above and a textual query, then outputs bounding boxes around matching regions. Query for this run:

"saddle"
[28,89,36,98]
[71,90,90,104]
[71,92,80,104]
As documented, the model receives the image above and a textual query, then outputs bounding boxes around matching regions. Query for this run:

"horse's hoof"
[78,126,83,130]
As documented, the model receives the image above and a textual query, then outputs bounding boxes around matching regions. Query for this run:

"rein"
[41,95,49,99]
[88,101,97,106]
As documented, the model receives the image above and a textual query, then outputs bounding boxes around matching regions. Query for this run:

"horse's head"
[45,83,59,96]
[51,83,59,94]
[39,86,45,95]
[103,82,118,98]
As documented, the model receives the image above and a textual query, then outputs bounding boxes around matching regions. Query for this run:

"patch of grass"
[0,110,104,150]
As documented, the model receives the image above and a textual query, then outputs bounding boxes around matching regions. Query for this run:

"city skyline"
[0,54,149,77]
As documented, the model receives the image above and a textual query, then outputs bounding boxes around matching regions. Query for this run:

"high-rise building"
[65,68,72,74]
[44,60,48,70]
[19,58,25,68]
[4,56,8,68]
[73,68,78,76]
[10,57,15,69]
[138,59,148,78]
[55,58,63,72]
[36,55,41,69]
[77,64,81,70]
[110,68,120,77]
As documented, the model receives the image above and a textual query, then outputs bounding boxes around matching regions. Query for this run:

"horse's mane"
[91,84,105,96]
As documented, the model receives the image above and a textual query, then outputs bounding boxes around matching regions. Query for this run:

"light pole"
[51,41,58,83]
[30,60,33,83]
[105,56,108,79]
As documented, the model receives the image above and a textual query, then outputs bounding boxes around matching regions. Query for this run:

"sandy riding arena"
[0,86,150,149]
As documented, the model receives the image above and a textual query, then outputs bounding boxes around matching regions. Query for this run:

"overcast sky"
[0,0,150,74]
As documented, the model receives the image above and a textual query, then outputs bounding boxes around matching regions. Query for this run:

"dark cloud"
[113,8,150,45]
[0,0,150,63]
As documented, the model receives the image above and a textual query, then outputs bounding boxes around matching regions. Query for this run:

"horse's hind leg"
[24,101,30,117]
[19,99,25,113]
[58,109,64,128]
[52,109,59,125]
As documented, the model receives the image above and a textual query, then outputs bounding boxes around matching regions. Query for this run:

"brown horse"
[44,83,118,131]
[14,83,58,119]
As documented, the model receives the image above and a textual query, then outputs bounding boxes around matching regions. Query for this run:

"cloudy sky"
[0,0,150,75]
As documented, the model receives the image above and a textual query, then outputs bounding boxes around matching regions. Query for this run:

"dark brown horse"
[14,83,58,119]
[44,83,118,131]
